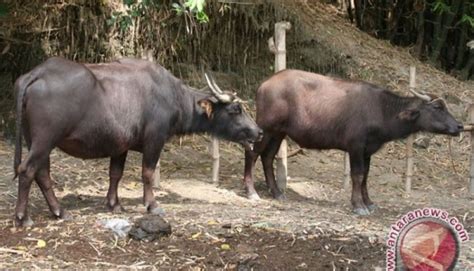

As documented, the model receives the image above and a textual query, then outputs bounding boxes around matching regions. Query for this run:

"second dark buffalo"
[243,69,463,215]
[14,57,262,226]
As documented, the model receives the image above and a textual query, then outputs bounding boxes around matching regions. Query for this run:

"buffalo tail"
[13,74,33,180]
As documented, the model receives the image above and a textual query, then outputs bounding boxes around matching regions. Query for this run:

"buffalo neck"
[380,91,421,141]
[175,86,213,135]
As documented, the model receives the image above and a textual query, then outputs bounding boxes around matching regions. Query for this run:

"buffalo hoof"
[247,193,261,201]
[107,203,125,214]
[15,215,34,227]
[352,207,371,216]
[274,193,286,201]
[57,209,73,221]
[367,204,377,212]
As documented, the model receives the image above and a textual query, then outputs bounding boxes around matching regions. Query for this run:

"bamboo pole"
[154,161,161,188]
[268,21,291,191]
[469,104,474,196]
[463,124,474,131]
[344,153,351,190]
[405,66,416,195]
[211,137,220,183]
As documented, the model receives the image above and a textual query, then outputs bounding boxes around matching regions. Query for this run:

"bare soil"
[0,132,472,269]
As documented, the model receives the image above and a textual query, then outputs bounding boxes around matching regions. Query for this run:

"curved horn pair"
[204,73,234,103]
[409,89,432,102]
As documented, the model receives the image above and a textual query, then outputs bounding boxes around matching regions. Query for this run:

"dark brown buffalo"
[13,57,262,226]
[243,69,463,215]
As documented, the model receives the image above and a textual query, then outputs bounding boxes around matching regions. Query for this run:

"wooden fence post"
[142,50,161,188]
[268,21,291,191]
[405,66,416,195]
[469,104,474,196]
[211,137,220,183]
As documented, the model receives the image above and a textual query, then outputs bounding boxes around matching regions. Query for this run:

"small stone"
[297,262,307,268]
[251,222,271,229]
[414,136,430,149]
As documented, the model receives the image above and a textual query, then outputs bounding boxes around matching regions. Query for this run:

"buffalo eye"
[228,103,242,115]
[432,102,444,110]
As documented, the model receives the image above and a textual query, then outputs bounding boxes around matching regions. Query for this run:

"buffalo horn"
[204,73,233,103]
[409,89,432,102]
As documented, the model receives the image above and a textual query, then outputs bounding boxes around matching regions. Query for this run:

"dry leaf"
[221,244,231,250]
[191,232,201,239]
[16,246,27,251]
[36,239,46,248]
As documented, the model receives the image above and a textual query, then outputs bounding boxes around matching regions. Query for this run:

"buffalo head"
[400,89,463,136]
[198,74,263,150]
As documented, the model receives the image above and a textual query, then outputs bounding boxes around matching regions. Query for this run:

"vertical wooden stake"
[154,161,161,188]
[344,152,351,190]
[469,104,474,196]
[405,66,416,195]
[143,50,161,188]
[211,137,220,183]
[269,21,291,191]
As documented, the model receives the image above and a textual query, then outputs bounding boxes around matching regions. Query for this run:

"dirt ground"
[0,131,472,269]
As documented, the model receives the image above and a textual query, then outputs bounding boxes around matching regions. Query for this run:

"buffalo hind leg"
[349,149,370,215]
[35,158,71,220]
[142,140,164,215]
[106,152,128,213]
[243,134,271,200]
[15,167,35,227]
[261,133,285,200]
[361,155,376,212]
[15,146,50,226]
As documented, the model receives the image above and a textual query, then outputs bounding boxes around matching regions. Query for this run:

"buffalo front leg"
[349,150,370,215]
[261,134,285,200]
[141,144,164,215]
[106,152,128,213]
[35,158,71,220]
[361,155,376,212]
[243,134,271,200]
[243,149,260,200]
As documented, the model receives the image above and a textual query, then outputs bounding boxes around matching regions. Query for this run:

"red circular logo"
[398,219,459,270]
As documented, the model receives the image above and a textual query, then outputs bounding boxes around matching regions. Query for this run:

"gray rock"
[129,214,172,241]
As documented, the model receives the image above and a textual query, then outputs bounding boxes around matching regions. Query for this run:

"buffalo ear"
[398,109,420,121]
[198,98,214,119]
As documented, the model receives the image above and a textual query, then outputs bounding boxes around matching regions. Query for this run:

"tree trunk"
[429,0,463,64]
[414,4,425,57]
[454,1,468,70]
[376,0,388,38]
[454,28,469,70]
[354,0,363,29]
[347,0,354,24]
[389,0,405,44]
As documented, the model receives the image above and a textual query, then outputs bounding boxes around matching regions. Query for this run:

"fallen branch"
[0,247,29,255]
